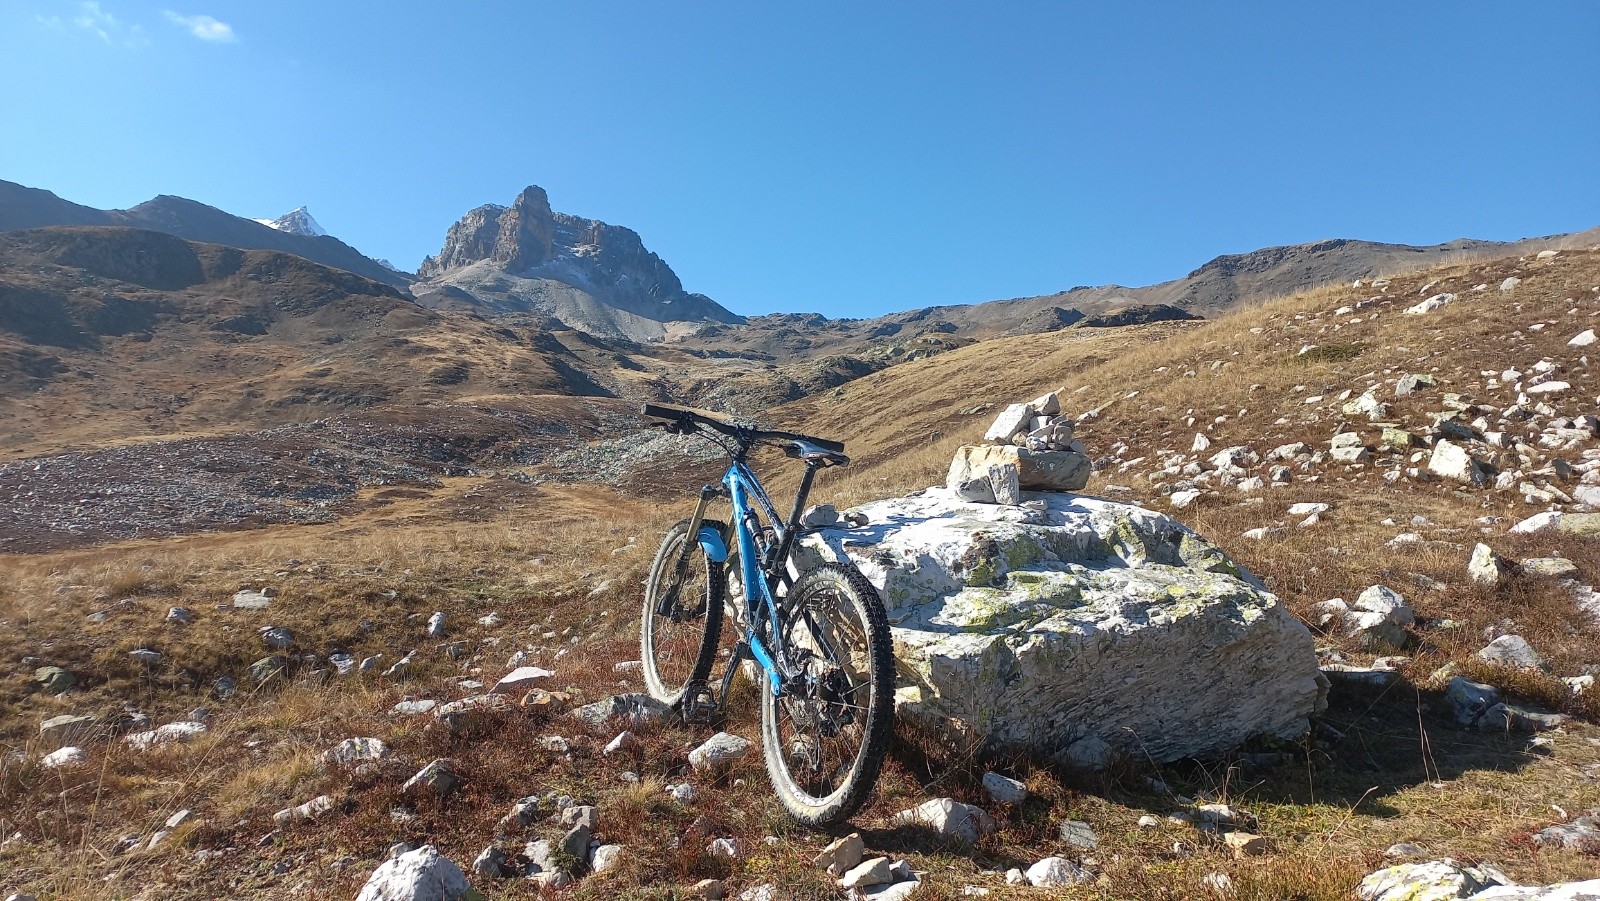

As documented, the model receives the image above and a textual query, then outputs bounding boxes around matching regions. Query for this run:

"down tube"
[724,468,784,694]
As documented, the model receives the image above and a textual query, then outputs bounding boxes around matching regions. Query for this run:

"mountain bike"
[638,402,894,826]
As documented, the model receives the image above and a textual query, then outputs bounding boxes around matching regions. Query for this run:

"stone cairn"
[946,390,1092,504]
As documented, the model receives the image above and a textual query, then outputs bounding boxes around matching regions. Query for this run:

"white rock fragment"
[1026,856,1091,887]
[892,798,996,844]
[980,771,1028,804]
[491,666,553,695]
[688,732,753,773]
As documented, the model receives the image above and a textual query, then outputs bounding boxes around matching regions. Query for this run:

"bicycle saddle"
[787,439,850,468]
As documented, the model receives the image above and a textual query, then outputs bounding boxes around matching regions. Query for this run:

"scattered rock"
[426,612,447,638]
[274,795,336,826]
[603,731,639,756]
[590,844,624,874]
[839,856,894,889]
[689,732,753,773]
[980,771,1028,804]
[326,737,390,767]
[1223,832,1270,857]
[402,759,461,799]
[489,665,553,694]
[814,832,866,877]
[125,721,206,750]
[1025,857,1091,887]
[249,655,287,684]
[1522,557,1578,579]
[232,589,273,610]
[1469,544,1512,586]
[260,626,295,650]
[892,798,996,844]
[1478,635,1543,671]
[1356,859,1499,901]
[571,693,672,727]
[471,846,511,879]
[1428,440,1494,487]
[40,745,86,768]
[32,666,74,695]
[353,845,475,901]
[1446,677,1501,726]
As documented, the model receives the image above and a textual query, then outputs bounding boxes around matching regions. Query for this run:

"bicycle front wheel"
[760,562,894,826]
[641,519,726,706]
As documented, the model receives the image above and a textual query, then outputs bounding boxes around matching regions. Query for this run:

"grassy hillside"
[2,247,1600,899]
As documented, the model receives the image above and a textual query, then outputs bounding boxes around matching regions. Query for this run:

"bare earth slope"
[0,226,615,458]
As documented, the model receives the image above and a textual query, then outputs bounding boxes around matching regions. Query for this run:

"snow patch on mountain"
[254,206,327,238]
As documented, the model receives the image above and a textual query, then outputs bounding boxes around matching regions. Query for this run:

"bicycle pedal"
[680,683,720,725]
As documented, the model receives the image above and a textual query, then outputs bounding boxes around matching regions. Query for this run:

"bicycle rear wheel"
[641,519,726,706]
[760,562,894,826]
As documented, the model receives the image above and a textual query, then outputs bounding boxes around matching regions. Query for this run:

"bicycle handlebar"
[641,402,845,453]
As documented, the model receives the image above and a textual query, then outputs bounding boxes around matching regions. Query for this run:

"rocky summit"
[412,185,743,340]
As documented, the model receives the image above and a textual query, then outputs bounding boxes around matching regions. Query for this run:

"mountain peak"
[254,206,327,238]
[413,185,743,339]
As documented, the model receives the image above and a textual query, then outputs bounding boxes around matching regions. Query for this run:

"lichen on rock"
[796,487,1327,765]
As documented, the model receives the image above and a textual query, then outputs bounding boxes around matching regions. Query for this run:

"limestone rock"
[274,795,335,826]
[403,759,461,799]
[1469,544,1511,586]
[40,713,98,749]
[435,694,515,732]
[1359,860,1492,900]
[1224,832,1270,857]
[41,745,86,768]
[354,845,475,901]
[571,693,672,727]
[1472,878,1600,899]
[980,771,1028,804]
[1521,558,1578,579]
[33,666,74,695]
[1478,635,1543,670]
[1428,440,1494,487]
[689,732,753,773]
[892,798,996,844]
[1026,857,1091,887]
[948,444,1090,493]
[326,737,390,767]
[1446,678,1500,726]
[797,488,1326,763]
[1058,820,1097,848]
[984,404,1035,444]
[125,721,206,750]
[838,857,894,889]
[489,665,553,694]
[590,844,624,874]
[814,833,866,877]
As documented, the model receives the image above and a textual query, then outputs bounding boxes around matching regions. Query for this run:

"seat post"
[766,461,820,593]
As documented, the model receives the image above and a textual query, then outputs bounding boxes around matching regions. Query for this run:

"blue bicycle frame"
[723,459,793,696]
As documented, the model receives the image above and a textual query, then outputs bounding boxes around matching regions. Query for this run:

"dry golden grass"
[5,248,1600,898]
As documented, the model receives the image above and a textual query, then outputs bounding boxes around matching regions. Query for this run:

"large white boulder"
[355,845,476,901]
[797,488,1327,765]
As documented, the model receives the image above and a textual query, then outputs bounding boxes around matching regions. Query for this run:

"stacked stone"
[947,391,1091,504]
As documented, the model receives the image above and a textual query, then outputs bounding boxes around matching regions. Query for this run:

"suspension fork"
[657,482,723,617]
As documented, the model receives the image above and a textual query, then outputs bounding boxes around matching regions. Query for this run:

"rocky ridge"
[413,186,743,340]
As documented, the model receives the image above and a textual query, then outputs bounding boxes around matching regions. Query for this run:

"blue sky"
[2,2,1596,318]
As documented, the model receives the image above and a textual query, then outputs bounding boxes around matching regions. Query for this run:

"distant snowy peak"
[254,206,326,237]
[375,258,407,275]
